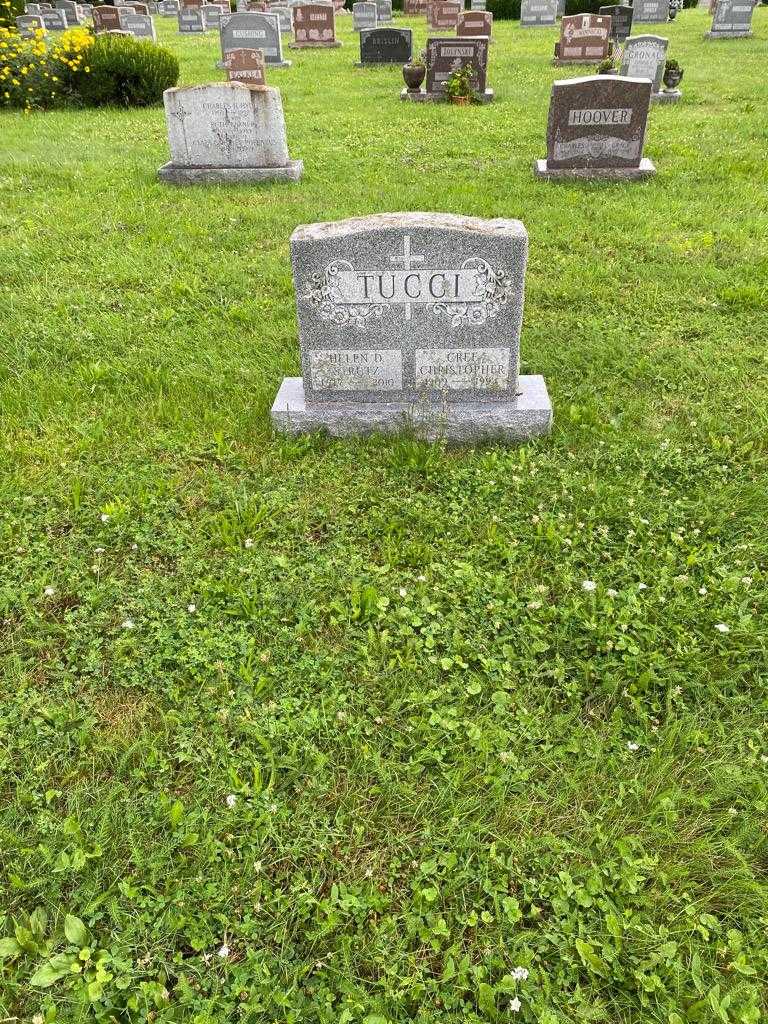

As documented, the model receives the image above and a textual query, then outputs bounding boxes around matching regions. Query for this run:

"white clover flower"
[226,794,237,808]
[760,754,768,764]
[398,587,407,598]
[122,619,135,630]
[336,710,347,722]
[714,623,730,634]
[741,576,753,586]
[509,997,522,1013]
[728,807,737,817]
[527,601,542,610]
[511,966,529,982]
[606,588,618,598]
[582,580,597,592]
[245,538,254,549]
[131,543,138,551]
[417,574,427,582]
[638,583,648,591]
[94,547,105,555]
[627,741,640,752]
[44,586,56,597]
[699,587,707,595]
[187,603,196,614]
[100,513,110,522]
[374,716,383,725]
[365,867,374,878]
[217,944,230,958]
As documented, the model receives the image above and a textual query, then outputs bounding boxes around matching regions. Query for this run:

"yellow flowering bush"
[0,25,93,110]
[0,0,25,32]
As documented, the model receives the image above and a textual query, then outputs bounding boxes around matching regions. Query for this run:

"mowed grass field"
[2,8,768,1023]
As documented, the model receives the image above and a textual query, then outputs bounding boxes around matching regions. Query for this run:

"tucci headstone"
[375,0,392,21]
[520,0,557,27]
[706,0,755,36]
[599,4,632,41]
[178,6,205,29]
[457,9,492,36]
[221,12,291,65]
[401,35,490,101]
[553,14,612,64]
[535,75,655,180]
[290,1,341,45]
[632,0,667,23]
[271,213,552,443]
[427,0,461,30]
[619,34,668,94]
[121,11,157,36]
[357,26,412,64]
[158,82,302,184]
[353,1,377,30]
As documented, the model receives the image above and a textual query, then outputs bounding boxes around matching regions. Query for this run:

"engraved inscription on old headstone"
[619,34,667,93]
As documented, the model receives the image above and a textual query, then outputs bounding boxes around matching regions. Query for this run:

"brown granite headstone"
[403,0,429,12]
[545,75,651,170]
[427,0,461,30]
[425,35,489,95]
[93,5,122,30]
[554,14,612,63]
[224,46,267,83]
[181,0,204,6]
[457,9,491,36]
[291,1,340,44]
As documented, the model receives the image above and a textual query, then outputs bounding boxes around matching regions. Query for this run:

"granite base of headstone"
[158,82,302,184]
[534,74,655,181]
[271,213,552,443]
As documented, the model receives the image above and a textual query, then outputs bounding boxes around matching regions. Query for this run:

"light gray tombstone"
[470,0,486,9]
[158,0,179,14]
[121,10,157,36]
[632,0,667,24]
[25,3,42,11]
[706,0,754,36]
[352,0,376,30]
[271,4,292,31]
[202,4,222,26]
[619,34,667,94]
[271,213,552,443]
[220,11,291,65]
[55,0,83,25]
[535,74,655,181]
[16,13,46,34]
[375,0,392,21]
[520,0,557,27]
[159,83,302,184]
[556,0,565,15]
[178,6,205,29]
[40,7,68,27]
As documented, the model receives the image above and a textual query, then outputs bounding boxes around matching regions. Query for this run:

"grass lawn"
[2,8,768,1023]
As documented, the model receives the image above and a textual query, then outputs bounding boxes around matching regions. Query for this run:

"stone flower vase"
[403,63,426,92]
[663,66,683,90]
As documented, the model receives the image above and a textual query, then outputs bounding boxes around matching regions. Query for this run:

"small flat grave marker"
[357,25,412,63]
[159,82,302,183]
[290,3,341,46]
[520,0,557,28]
[553,13,612,64]
[271,213,552,442]
[535,74,655,180]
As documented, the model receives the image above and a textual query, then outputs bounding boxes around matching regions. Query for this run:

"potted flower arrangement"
[597,56,619,74]
[402,50,426,93]
[445,65,474,106]
[662,57,684,91]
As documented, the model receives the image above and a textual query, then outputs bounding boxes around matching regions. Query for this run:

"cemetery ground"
[2,8,768,1022]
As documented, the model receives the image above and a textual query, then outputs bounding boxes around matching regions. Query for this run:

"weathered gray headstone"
[556,0,565,16]
[158,0,179,14]
[599,4,632,41]
[159,82,302,184]
[470,0,486,9]
[457,9,492,36]
[632,0,667,24]
[39,7,68,27]
[553,13,612,64]
[290,2,341,45]
[619,34,667,93]
[221,11,291,65]
[520,0,557,27]
[25,3,42,12]
[121,11,157,36]
[706,0,754,36]
[352,1,377,30]
[178,6,205,29]
[55,0,83,25]
[535,74,655,180]
[357,25,411,63]
[271,4,292,31]
[375,0,392,21]
[16,13,46,35]
[271,213,552,443]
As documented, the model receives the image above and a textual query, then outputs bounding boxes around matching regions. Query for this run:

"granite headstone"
[358,25,412,62]
[224,45,267,83]
[706,0,754,36]
[375,0,392,21]
[457,9,492,35]
[271,213,552,442]
[619,34,667,93]
[632,0,667,24]
[178,6,205,29]
[520,0,557,27]
[221,12,290,65]
[553,14,612,64]
[16,13,46,34]
[427,0,461,29]
[121,11,157,36]
[353,1,377,30]
[599,4,632,40]
[290,2,341,45]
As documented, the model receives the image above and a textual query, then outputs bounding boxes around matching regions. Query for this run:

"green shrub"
[0,25,90,110]
[0,0,24,31]
[76,33,178,107]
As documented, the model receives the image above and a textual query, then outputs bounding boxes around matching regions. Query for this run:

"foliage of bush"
[0,0,25,31]
[76,33,179,107]
[0,26,90,110]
